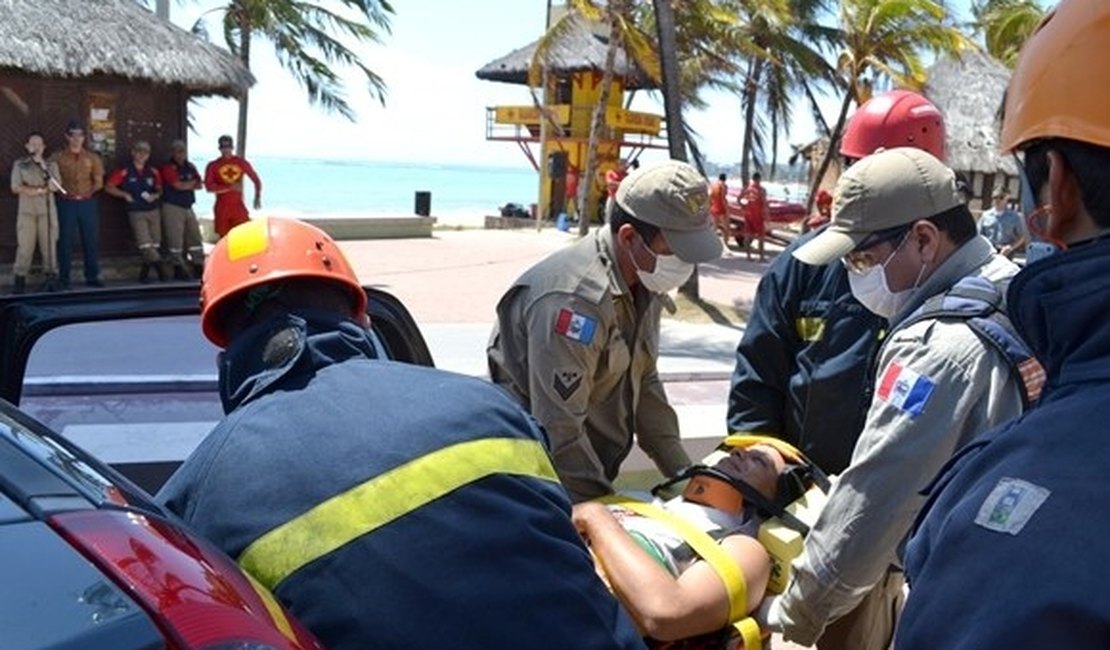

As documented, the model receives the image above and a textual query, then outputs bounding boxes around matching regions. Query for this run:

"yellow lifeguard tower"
[475,9,666,222]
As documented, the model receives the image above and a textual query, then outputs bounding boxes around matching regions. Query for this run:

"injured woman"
[573,441,817,649]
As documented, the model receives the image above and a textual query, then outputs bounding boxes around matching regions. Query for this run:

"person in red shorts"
[204,135,262,238]
[738,172,769,261]
[709,173,730,249]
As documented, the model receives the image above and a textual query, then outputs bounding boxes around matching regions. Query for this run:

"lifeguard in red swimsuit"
[204,135,262,238]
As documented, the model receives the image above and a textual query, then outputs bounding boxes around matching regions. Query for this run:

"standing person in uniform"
[204,135,262,238]
[727,90,947,477]
[709,173,730,249]
[51,121,105,289]
[10,131,62,293]
[160,140,206,279]
[105,141,166,283]
[899,3,1110,646]
[157,217,644,650]
[737,172,769,261]
[756,148,1029,650]
[488,160,723,502]
[977,186,1027,258]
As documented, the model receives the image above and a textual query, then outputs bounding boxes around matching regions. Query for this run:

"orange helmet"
[1000,1,1110,152]
[200,217,367,348]
[840,90,947,161]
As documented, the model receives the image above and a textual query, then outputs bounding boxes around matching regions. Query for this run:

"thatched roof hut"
[926,51,1016,177]
[475,13,655,90]
[0,0,252,96]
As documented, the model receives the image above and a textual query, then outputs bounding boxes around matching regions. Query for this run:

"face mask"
[847,233,919,318]
[633,238,694,294]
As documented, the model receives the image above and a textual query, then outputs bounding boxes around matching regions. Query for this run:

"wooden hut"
[925,52,1018,213]
[475,10,665,222]
[0,0,251,277]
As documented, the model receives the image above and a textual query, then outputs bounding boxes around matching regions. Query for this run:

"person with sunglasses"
[898,3,1110,647]
[757,147,1029,650]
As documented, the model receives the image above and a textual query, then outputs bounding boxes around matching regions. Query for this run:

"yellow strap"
[598,495,748,626]
[733,616,762,650]
[240,437,560,589]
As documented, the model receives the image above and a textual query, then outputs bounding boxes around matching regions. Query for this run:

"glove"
[754,595,783,633]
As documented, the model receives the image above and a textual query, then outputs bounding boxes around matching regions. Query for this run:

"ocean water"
[192,157,539,225]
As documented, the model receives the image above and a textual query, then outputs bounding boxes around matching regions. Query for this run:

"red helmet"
[840,90,947,161]
[200,217,367,348]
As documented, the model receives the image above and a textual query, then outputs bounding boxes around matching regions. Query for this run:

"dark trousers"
[56,198,100,284]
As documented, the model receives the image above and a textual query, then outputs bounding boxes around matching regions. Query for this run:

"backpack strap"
[896,277,1044,406]
[598,495,763,650]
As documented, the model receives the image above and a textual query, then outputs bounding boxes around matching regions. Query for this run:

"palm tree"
[971,0,1046,68]
[193,0,394,156]
[653,0,686,163]
[806,0,973,213]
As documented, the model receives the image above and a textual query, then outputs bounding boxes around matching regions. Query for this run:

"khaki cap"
[616,160,723,263]
[793,147,962,265]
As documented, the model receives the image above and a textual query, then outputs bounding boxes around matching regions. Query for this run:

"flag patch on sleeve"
[876,362,935,417]
[554,308,597,344]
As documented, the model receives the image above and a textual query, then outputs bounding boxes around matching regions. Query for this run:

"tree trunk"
[800,76,831,137]
[770,108,779,182]
[740,58,764,184]
[653,0,685,162]
[155,0,169,19]
[806,86,854,214]
[236,19,252,157]
[577,11,621,237]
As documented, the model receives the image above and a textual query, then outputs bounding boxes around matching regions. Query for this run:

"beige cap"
[793,147,962,266]
[616,160,723,263]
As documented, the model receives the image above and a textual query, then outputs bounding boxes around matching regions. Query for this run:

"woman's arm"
[573,502,772,642]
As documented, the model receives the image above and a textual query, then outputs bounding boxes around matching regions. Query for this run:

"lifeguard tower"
[475,8,666,222]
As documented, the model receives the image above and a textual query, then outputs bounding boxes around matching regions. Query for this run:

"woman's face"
[717,444,786,500]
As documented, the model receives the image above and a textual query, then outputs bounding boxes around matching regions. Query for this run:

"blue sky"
[173,0,1015,168]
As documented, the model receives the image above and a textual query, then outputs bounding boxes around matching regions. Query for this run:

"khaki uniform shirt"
[777,236,1025,646]
[51,148,104,198]
[10,157,60,216]
[488,228,689,502]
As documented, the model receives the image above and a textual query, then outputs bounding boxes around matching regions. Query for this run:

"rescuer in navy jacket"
[158,217,644,650]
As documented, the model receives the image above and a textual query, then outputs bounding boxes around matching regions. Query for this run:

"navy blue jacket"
[899,237,1110,649]
[158,311,644,650]
[110,162,160,212]
[727,229,886,473]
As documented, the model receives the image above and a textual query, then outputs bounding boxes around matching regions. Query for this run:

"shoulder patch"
[554,308,597,344]
[553,370,583,401]
[974,477,1050,535]
[876,362,935,417]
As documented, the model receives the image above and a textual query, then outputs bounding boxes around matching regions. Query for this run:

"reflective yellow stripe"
[239,437,559,589]
[597,495,748,626]
[733,616,762,650]
[243,571,297,643]
[226,217,269,261]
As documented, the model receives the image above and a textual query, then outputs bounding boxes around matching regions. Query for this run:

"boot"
[155,262,169,283]
[173,265,190,281]
[12,275,25,295]
[138,263,152,284]
[191,263,205,280]
[42,274,60,293]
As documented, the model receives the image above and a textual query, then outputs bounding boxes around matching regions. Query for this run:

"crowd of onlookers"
[8,122,262,293]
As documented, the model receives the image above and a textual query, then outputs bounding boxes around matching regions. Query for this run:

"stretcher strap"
[598,495,762,649]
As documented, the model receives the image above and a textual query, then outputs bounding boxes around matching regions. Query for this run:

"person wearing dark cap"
[204,135,262,238]
[50,121,105,288]
[105,140,166,283]
[488,160,723,503]
[755,147,1031,649]
[977,186,1027,258]
[160,140,206,279]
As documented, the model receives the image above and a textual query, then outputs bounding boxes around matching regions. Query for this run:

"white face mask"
[847,233,921,318]
[634,238,694,294]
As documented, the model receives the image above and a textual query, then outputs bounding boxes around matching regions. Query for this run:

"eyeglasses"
[841,226,912,274]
